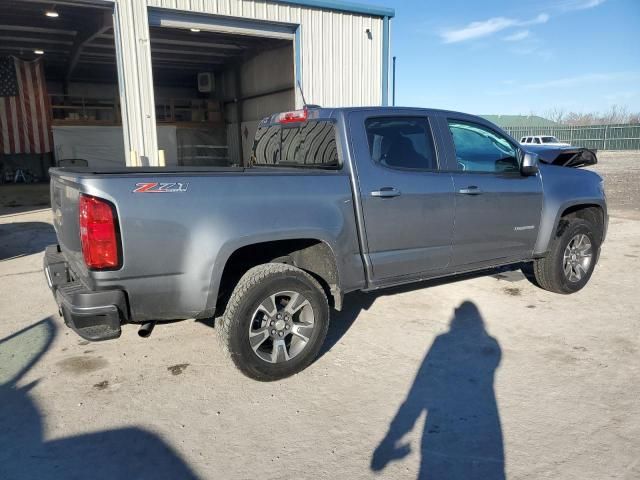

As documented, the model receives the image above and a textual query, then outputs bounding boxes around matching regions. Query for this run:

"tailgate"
[50,171,88,281]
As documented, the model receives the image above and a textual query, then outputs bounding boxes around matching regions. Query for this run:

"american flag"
[0,56,53,154]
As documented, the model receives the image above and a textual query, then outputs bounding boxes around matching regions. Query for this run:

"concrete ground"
[1,152,639,479]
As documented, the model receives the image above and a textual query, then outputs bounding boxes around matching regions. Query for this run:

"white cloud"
[556,0,606,11]
[441,13,549,44]
[504,30,530,42]
[441,17,515,44]
[487,72,640,96]
[522,72,639,90]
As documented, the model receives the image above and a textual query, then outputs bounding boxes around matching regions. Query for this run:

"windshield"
[541,136,560,143]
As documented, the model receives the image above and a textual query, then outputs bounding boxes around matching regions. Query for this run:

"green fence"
[502,124,640,150]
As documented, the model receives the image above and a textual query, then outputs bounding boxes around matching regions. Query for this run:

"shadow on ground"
[0,222,56,260]
[196,263,526,366]
[370,301,504,479]
[0,318,200,480]
[319,264,524,359]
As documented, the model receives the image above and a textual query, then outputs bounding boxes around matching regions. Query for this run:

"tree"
[544,107,567,124]
[543,105,640,125]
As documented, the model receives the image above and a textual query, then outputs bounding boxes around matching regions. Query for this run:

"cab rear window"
[251,120,339,168]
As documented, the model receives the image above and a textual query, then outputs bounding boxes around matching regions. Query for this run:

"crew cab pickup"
[45,107,608,381]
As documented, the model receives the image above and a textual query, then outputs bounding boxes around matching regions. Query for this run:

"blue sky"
[361,0,640,116]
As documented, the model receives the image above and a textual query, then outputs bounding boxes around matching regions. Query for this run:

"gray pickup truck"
[44,107,607,381]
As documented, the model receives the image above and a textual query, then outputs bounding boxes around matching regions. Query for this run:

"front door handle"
[458,186,482,195]
[371,187,401,198]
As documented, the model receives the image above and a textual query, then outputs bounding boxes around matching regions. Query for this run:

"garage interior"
[148,23,294,166]
[0,0,295,195]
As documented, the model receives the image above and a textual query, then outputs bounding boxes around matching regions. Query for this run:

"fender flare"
[202,230,343,316]
[534,198,607,256]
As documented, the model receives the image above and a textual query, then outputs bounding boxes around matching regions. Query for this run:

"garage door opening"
[148,18,296,167]
[0,0,124,207]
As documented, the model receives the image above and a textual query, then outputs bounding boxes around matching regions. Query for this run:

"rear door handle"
[458,186,482,195]
[371,187,401,198]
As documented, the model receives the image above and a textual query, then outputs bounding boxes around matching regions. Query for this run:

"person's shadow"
[0,318,200,480]
[371,301,504,479]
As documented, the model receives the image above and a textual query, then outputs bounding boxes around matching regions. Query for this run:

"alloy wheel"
[248,291,316,363]
[562,233,593,282]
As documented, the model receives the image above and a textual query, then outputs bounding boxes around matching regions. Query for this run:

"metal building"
[0,0,394,171]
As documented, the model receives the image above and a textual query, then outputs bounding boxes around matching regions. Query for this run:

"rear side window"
[251,120,339,168]
[364,117,438,170]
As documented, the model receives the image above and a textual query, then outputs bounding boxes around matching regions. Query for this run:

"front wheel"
[217,263,329,381]
[522,217,599,294]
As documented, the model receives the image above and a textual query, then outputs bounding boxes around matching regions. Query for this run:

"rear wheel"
[523,217,599,294]
[217,263,329,381]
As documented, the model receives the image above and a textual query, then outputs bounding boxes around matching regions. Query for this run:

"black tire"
[522,217,599,294]
[217,263,329,381]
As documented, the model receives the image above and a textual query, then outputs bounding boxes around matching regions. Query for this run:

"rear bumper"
[43,245,128,341]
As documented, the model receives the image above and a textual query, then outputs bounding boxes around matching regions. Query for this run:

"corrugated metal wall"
[504,124,640,151]
[145,0,384,107]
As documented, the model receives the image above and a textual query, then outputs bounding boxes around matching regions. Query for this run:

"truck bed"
[48,166,362,323]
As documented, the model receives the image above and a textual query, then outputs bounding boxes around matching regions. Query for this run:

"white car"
[520,135,570,146]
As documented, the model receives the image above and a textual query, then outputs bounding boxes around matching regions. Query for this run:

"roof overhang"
[57,0,396,18]
[267,0,394,18]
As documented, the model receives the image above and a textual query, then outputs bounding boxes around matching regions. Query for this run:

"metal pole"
[392,56,397,106]
[235,67,244,166]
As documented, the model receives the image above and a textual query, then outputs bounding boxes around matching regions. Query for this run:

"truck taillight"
[277,108,308,124]
[79,194,120,270]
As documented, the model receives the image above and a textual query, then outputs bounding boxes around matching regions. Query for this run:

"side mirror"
[521,152,539,176]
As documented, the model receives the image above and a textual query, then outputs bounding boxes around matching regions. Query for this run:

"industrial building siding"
[146,0,384,107]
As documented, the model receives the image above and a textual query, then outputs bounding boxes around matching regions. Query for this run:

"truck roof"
[261,106,492,124]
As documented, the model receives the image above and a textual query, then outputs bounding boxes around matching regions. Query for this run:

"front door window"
[448,121,519,173]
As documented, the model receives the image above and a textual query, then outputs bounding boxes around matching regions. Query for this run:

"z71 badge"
[133,182,188,193]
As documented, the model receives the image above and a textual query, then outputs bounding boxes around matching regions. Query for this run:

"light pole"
[392,56,397,106]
